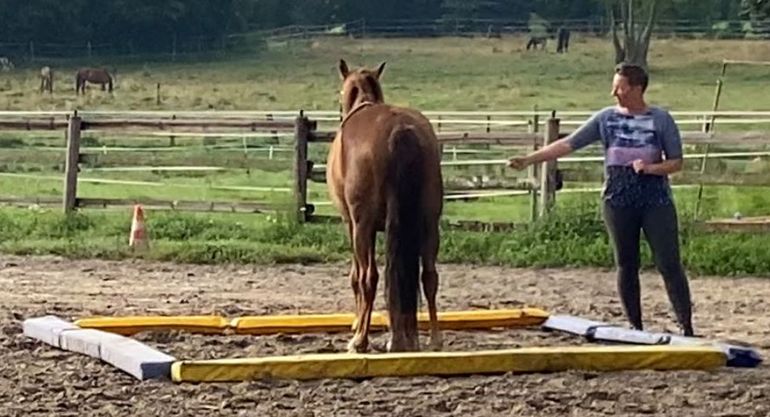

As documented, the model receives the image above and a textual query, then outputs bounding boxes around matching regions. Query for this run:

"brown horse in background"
[327,59,444,353]
[75,68,113,95]
[39,66,53,94]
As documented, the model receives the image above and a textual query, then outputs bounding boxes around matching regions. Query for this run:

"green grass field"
[1,34,770,274]
[4,35,770,111]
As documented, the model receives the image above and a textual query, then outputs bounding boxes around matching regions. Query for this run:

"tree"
[608,0,659,68]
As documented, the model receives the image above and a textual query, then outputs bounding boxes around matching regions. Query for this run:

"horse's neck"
[341,101,377,127]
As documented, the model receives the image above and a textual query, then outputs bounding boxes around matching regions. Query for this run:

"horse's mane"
[343,71,383,112]
[363,74,383,103]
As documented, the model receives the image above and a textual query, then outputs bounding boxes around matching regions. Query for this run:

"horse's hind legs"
[347,219,378,353]
[421,218,442,351]
[343,220,362,333]
[349,261,360,331]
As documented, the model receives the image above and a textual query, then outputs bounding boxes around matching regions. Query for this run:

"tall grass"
[1,206,767,276]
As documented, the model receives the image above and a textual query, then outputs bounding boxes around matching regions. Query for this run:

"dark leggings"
[602,201,694,336]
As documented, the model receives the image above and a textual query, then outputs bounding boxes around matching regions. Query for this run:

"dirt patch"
[1,255,769,416]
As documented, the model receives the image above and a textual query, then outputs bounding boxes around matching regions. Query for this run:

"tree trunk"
[609,0,658,68]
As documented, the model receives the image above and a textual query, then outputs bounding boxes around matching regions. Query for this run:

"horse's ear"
[375,62,386,80]
[338,59,349,80]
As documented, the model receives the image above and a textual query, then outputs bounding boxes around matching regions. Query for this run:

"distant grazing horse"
[526,35,548,50]
[0,57,13,72]
[75,68,113,95]
[327,59,443,353]
[40,66,53,93]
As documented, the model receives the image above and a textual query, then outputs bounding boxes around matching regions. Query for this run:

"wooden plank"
[680,131,770,145]
[0,197,61,206]
[81,119,295,131]
[309,130,336,142]
[444,190,530,201]
[303,129,766,147]
[438,132,549,144]
[5,110,770,120]
[309,131,551,144]
[0,119,67,131]
[701,217,770,233]
[75,198,275,213]
[82,166,227,173]
[722,59,770,67]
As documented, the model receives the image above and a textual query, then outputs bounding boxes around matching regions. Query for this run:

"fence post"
[63,111,82,214]
[294,111,311,223]
[539,114,559,218]
[529,105,540,222]
[169,114,176,147]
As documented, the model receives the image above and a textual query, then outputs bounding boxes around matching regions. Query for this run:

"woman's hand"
[632,159,647,174]
[507,156,531,171]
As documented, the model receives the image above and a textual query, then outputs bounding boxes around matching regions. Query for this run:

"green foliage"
[2,206,769,276]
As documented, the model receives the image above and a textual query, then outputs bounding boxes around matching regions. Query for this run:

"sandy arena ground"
[1,255,769,417]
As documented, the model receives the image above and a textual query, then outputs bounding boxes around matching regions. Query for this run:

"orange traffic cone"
[129,205,149,249]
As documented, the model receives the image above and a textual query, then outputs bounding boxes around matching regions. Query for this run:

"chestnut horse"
[327,59,443,353]
[75,68,113,95]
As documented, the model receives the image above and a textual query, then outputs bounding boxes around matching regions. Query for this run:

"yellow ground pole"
[171,345,726,383]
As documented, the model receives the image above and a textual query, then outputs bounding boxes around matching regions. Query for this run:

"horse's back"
[78,68,110,82]
[342,104,438,155]
[329,103,442,223]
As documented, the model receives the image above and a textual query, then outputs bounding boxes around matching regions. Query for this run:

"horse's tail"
[385,125,424,349]
[108,75,113,92]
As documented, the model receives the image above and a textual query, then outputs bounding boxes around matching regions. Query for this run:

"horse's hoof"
[386,337,419,353]
[428,340,443,352]
[347,338,368,354]
[370,341,387,353]
[429,332,444,351]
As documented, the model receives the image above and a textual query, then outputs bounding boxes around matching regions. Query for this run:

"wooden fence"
[2,110,770,229]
